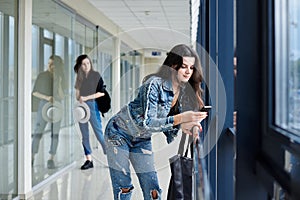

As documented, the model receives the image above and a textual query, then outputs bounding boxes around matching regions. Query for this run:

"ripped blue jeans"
[105,117,162,200]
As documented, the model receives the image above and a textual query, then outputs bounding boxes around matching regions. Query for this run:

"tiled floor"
[29,133,183,200]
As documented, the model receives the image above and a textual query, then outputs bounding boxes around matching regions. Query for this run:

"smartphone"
[200,105,212,112]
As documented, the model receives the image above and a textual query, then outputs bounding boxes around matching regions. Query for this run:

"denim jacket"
[112,76,198,143]
[112,76,186,143]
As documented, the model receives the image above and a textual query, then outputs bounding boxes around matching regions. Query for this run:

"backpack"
[96,85,111,117]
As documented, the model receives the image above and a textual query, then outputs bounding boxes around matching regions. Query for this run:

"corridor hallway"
[29,132,183,200]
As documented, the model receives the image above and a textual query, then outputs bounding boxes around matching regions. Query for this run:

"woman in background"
[74,54,107,170]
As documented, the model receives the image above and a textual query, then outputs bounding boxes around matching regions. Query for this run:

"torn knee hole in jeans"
[120,186,134,194]
[151,189,158,199]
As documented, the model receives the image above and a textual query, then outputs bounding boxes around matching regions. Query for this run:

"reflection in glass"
[120,42,142,107]
[31,0,82,186]
[0,2,17,198]
[31,0,114,187]
[275,0,300,138]
[31,55,66,171]
[44,29,53,39]
[273,148,300,199]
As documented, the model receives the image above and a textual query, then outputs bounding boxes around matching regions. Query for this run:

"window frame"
[259,0,300,198]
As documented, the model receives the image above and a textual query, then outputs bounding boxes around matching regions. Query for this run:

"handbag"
[167,133,193,200]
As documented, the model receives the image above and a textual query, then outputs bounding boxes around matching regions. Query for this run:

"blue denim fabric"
[129,77,175,131]
[32,99,61,155]
[105,119,162,200]
[105,76,187,200]
[115,76,180,143]
[79,100,106,155]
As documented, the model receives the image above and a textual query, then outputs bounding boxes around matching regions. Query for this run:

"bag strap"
[177,133,186,155]
[195,139,205,189]
[178,133,193,157]
[195,139,201,163]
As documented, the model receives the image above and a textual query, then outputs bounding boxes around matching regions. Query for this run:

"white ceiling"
[87,0,194,52]
[0,0,197,53]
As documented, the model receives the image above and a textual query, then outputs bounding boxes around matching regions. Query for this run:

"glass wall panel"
[31,0,81,186]
[31,0,115,187]
[88,28,114,128]
[0,0,17,198]
[97,28,113,92]
[275,0,300,140]
[32,25,39,80]
[54,34,65,57]
[0,0,116,197]
[120,42,141,107]
[274,1,300,198]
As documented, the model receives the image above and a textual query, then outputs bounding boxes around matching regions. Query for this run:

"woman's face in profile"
[80,58,91,74]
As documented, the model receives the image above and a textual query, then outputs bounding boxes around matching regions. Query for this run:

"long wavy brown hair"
[144,44,204,110]
[74,54,95,89]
